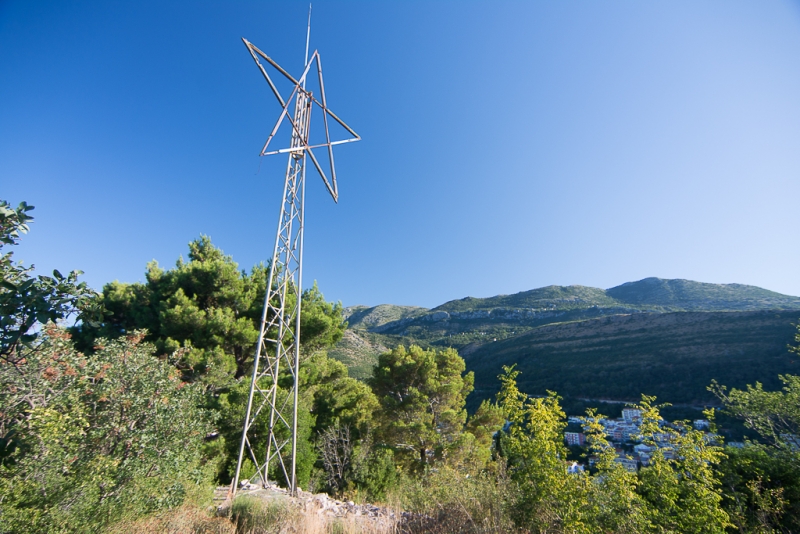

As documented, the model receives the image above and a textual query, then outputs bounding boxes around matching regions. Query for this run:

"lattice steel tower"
[233,11,359,496]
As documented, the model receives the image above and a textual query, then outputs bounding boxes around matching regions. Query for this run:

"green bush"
[350,445,397,502]
[0,327,213,533]
[389,466,516,533]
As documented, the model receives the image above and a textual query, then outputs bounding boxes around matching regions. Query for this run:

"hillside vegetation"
[326,329,389,379]
[433,284,619,313]
[466,310,799,407]
[435,278,800,314]
[344,303,427,329]
[329,278,800,408]
[607,277,800,311]
[6,199,800,533]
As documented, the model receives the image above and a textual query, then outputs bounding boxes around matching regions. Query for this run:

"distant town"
[563,408,745,473]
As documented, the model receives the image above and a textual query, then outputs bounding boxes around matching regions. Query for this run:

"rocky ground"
[214,483,406,533]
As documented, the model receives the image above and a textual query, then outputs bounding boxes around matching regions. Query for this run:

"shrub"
[0,327,213,533]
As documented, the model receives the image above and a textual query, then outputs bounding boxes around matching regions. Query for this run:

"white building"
[622,408,642,424]
[565,432,586,446]
[568,462,585,474]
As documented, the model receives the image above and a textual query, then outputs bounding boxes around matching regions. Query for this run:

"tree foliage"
[711,326,800,533]
[495,366,729,533]
[497,365,585,530]
[581,409,650,533]
[72,236,346,393]
[712,375,800,453]
[634,398,730,533]
[717,444,800,533]
[0,200,98,364]
[0,326,212,533]
[370,345,476,471]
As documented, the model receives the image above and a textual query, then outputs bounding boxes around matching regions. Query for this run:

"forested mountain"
[606,277,800,311]
[331,278,800,406]
[466,310,799,407]
[432,285,619,313]
[435,277,800,314]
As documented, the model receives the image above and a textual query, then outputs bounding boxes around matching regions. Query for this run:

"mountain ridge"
[429,277,800,314]
[349,278,800,320]
[332,278,800,406]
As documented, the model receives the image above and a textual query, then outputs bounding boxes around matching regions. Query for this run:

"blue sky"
[3,1,800,308]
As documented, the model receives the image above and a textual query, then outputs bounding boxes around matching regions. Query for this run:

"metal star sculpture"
[232,34,359,496]
[243,38,360,201]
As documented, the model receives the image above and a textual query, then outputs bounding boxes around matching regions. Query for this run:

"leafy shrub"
[350,443,397,502]
[0,327,213,533]
[389,466,517,533]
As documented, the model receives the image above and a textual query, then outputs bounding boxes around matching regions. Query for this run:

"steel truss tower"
[232,23,359,496]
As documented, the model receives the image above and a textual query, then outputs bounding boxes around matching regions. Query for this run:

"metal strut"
[232,21,359,497]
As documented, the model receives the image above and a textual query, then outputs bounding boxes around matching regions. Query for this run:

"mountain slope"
[344,304,427,330]
[433,285,619,313]
[433,278,800,315]
[327,279,800,407]
[465,310,800,408]
[349,279,800,353]
[326,330,389,380]
[607,278,800,311]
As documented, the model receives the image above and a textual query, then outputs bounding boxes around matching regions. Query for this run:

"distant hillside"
[344,304,427,330]
[333,304,426,379]
[367,278,800,349]
[327,279,800,406]
[433,285,619,313]
[464,310,800,409]
[435,278,800,315]
[607,278,800,311]
[326,330,389,380]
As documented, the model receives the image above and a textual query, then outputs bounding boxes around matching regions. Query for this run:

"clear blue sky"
[3,1,800,308]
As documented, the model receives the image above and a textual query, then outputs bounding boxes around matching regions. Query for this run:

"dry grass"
[106,476,519,534]
[106,498,399,534]
[230,495,399,534]
[104,502,236,534]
